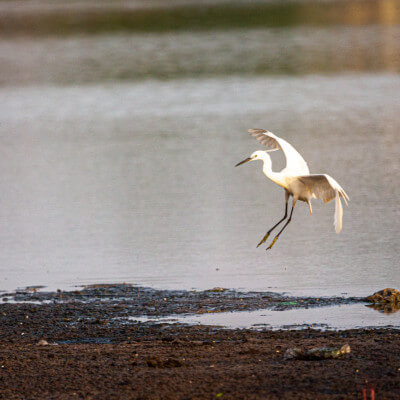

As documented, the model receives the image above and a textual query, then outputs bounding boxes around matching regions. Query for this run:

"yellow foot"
[257,233,270,248]
[266,237,278,251]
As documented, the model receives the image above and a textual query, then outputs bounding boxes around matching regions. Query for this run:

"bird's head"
[235,150,271,167]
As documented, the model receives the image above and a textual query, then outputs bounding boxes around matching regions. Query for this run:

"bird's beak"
[235,157,253,167]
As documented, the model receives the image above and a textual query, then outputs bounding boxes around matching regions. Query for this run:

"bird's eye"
[254,155,257,158]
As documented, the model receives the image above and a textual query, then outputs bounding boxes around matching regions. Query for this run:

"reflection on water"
[0,0,399,297]
[133,303,400,330]
[366,303,400,314]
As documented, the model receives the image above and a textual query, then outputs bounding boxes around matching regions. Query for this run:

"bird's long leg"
[257,192,289,248]
[266,199,296,251]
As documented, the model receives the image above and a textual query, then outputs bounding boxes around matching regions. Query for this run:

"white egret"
[235,129,349,251]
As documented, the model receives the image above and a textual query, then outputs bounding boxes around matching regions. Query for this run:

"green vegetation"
[0,0,398,37]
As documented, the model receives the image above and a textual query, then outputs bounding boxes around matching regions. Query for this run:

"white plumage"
[248,129,310,176]
[235,129,349,250]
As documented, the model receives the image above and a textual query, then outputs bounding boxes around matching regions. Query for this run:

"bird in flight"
[235,129,349,251]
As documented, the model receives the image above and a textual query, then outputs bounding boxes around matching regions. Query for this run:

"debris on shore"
[365,288,400,304]
[285,344,351,360]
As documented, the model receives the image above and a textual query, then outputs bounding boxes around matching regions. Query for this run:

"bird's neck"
[262,160,286,188]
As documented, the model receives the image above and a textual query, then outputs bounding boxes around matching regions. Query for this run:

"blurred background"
[0,0,399,295]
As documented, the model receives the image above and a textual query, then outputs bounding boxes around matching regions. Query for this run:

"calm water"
[134,304,400,330]
[0,0,399,296]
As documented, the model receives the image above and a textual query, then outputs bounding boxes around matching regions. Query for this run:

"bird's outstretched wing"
[248,129,309,175]
[297,174,349,234]
[297,174,349,204]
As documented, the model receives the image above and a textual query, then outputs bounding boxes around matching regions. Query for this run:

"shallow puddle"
[133,303,400,330]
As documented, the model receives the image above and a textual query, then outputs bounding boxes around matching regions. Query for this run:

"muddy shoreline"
[1,283,363,315]
[0,284,399,399]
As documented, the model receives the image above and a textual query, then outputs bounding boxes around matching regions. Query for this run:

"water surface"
[134,303,400,330]
[0,0,399,296]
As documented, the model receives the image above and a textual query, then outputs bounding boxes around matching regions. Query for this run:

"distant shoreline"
[1,0,399,37]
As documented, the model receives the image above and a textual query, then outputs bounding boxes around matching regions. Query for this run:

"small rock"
[164,357,183,368]
[365,288,400,304]
[284,344,350,360]
[146,356,161,368]
[37,339,49,346]
[208,287,227,292]
[146,356,183,368]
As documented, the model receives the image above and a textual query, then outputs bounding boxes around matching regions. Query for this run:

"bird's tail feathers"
[334,190,343,234]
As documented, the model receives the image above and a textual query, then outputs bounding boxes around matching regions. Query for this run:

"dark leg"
[266,200,296,251]
[257,193,289,248]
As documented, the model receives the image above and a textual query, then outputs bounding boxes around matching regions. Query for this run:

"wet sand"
[0,284,399,399]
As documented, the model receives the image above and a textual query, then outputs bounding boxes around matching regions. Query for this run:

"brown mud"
[0,284,399,399]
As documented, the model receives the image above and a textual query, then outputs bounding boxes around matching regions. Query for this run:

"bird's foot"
[266,237,278,251]
[256,232,270,248]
